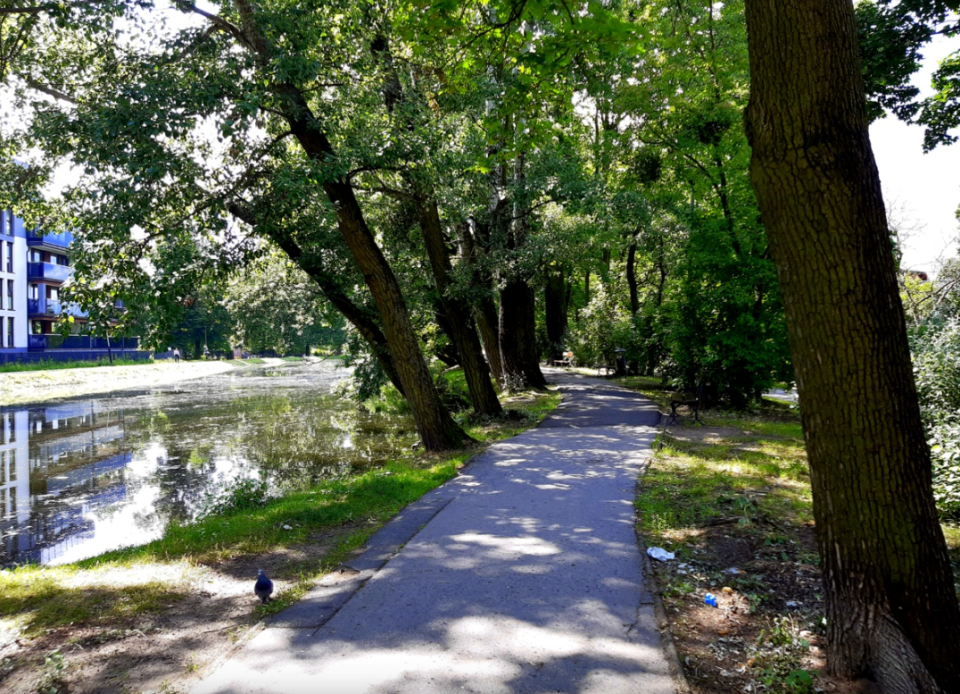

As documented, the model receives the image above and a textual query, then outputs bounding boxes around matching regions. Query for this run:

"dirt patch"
[0,525,358,694]
[649,522,882,694]
[639,415,886,694]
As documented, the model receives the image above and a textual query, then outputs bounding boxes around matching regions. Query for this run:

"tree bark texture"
[544,265,568,362]
[744,1,960,691]
[230,0,470,451]
[499,277,547,390]
[419,201,502,416]
[455,221,505,388]
[227,202,407,396]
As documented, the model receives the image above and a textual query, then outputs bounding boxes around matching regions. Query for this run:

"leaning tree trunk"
[281,96,470,451]
[454,222,505,388]
[419,201,502,416]
[744,1,960,691]
[230,3,469,452]
[229,202,408,398]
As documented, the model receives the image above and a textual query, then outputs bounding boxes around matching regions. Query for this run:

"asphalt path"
[193,371,674,694]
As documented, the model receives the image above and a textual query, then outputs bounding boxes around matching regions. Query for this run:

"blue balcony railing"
[27,262,71,282]
[26,230,73,249]
[27,297,88,318]
[28,335,140,351]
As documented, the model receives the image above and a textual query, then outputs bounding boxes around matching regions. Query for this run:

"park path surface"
[193,371,675,694]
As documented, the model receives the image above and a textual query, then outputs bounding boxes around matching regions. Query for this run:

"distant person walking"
[173,347,181,363]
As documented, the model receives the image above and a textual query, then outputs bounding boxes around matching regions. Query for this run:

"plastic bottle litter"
[722,567,741,575]
[704,593,718,608]
[646,547,676,562]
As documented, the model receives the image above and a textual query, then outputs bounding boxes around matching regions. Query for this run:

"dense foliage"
[0,0,953,422]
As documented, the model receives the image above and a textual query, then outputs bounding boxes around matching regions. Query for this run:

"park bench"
[667,383,705,426]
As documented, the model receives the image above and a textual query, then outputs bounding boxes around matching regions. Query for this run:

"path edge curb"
[636,450,694,694]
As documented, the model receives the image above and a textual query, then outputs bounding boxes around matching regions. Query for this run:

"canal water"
[0,361,417,567]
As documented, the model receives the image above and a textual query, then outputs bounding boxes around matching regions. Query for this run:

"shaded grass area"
[0,357,146,373]
[620,376,960,693]
[0,379,559,692]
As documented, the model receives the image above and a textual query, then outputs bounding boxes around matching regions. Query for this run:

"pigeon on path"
[254,569,274,604]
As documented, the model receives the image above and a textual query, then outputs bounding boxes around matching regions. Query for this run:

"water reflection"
[0,362,416,567]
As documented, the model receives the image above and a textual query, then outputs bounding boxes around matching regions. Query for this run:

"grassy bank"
[0,360,240,406]
[618,376,960,694]
[0,382,560,694]
[0,357,146,373]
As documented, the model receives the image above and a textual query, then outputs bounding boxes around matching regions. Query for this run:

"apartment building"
[0,210,27,354]
[0,211,147,364]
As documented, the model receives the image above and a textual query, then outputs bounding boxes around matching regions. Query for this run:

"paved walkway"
[193,371,674,694]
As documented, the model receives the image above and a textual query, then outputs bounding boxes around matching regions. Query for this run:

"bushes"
[910,317,960,518]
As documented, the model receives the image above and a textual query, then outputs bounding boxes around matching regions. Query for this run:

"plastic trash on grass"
[647,547,675,562]
[704,593,718,608]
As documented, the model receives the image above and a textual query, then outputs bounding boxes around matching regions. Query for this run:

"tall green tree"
[745,0,960,690]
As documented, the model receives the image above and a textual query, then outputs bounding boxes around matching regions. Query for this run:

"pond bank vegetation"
[0,378,559,694]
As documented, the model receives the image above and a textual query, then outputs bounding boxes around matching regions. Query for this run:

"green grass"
[83,459,462,567]
[0,379,561,637]
[239,358,266,364]
[0,458,467,637]
[0,575,184,634]
[0,357,147,373]
[280,356,304,362]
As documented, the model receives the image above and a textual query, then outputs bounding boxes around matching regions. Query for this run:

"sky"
[870,33,960,273]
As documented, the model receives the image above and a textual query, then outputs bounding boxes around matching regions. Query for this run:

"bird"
[254,569,274,604]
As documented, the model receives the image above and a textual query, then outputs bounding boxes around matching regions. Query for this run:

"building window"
[5,280,12,310]
[6,211,13,237]
[7,317,13,347]
[29,284,38,300]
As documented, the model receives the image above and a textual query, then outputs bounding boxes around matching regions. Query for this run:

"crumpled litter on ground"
[647,547,675,562]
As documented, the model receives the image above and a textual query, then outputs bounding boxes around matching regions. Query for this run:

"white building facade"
[0,210,29,353]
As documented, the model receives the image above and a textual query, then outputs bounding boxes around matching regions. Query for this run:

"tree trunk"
[454,221,505,389]
[626,241,640,316]
[499,277,547,390]
[419,200,503,416]
[744,1,960,691]
[278,89,470,451]
[225,8,469,452]
[228,203,408,398]
[544,265,568,364]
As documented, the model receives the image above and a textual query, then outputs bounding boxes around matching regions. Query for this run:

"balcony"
[27,262,71,283]
[27,230,73,250]
[27,297,88,319]
[28,335,140,351]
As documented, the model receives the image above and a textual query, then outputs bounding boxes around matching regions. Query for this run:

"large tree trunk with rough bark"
[744,1,960,691]
[544,265,568,364]
[227,202,407,397]
[499,277,547,390]
[419,201,502,416]
[231,1,470,452]
[455,222,505,388]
